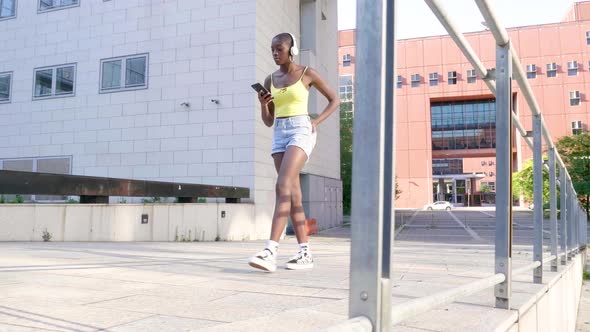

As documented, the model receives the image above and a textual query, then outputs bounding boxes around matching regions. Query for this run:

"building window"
[448,71,457,85]
[0,0,16,19]
[0,156,72,202]
[33,64,76,99]
[411,74,420,87]
[467,69,476,83]
[38,0,79,12]
[429,72,438,86]
[570,91,581,106]
[547,63,557,78]
[0,72,11,103]
[342,54,351,67]
[396,75,402,89]
[481,181,496,192]
[431,99,496,151]
[100,54,148,93]
[587,31,590,45]
[567,61,578,76]
[572,121,583,135]
[432,158,463,175]
[526,64,536,79]
[339,75,353,101]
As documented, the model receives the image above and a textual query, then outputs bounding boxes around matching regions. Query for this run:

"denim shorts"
[271,115,317,159]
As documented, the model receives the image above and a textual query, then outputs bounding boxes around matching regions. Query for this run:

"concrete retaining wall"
[506,250,586,332]
[0,203,260,242]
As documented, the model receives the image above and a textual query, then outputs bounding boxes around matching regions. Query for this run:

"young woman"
[248,33,340,272]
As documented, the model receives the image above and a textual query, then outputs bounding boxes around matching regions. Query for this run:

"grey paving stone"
[105,315,221,332]
[0,210,585,332]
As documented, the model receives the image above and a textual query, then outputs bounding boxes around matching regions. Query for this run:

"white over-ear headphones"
[287,32,299,56]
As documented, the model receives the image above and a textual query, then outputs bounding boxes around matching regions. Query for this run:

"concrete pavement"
[577,281,590,331]
[0,210,587,331]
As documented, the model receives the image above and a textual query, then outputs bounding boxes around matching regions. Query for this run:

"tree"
[340,102,354,215]
[556,133,590,221]
[340,102,401,216]
[512,157,552,206]
[480,183,491,193]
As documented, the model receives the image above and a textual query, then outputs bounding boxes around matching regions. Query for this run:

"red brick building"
[339,1,590,208]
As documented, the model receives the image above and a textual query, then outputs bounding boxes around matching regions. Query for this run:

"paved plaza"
[0,210,588,331]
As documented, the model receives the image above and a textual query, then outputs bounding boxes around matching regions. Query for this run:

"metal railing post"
[560,167,567,265]
[349,0,395,330]
[548,148,558,271]
[576,204,584,251]
[574,204,580,253]
[585,208,588,246]
[568,185,574,260]
[579,206,583,248]
[583,208,587,247]
[532,114,543,283]
[581,208,585,248]
[574,205,582,252]
[494,40,512,309]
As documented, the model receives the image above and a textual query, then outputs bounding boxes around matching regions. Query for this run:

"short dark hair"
[273,33,294,47]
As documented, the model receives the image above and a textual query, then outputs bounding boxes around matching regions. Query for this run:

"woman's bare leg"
[269,146,308,242]
[289,173,308,244]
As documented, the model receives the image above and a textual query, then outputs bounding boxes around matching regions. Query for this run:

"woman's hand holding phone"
[258,90,273,106]
[252,83,273,106]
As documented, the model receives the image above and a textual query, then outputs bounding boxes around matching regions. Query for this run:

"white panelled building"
[0,0,342,235]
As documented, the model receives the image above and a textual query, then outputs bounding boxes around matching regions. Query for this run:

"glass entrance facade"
[431,99,496,151]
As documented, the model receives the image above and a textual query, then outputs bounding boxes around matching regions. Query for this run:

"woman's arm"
[306,68,340,132]
[259,75,274,127]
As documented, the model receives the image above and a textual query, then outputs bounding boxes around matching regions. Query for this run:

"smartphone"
[251,83,270,96]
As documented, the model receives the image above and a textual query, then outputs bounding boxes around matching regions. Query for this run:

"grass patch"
[584,270,590,281]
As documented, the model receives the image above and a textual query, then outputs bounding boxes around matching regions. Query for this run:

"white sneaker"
[248,248,277,272]
[285,251,314,270]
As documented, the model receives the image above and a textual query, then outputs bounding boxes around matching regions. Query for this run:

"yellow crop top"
[271,67,309,118]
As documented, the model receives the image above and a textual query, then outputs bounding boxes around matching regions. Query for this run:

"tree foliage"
[556,133,590,220]
[340,102,354,215]
[512,157,552,206]
[512,133,590,220]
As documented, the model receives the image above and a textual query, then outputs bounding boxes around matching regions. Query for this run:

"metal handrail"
[513,261,541,276]
[390,273,505,325]
[333,0,589,330]
[474,0,563,164]
[424,0,534,152]
[423,0,584,184]
[542,255,558,264]
[333,247,585,330]
[390,251,564,326]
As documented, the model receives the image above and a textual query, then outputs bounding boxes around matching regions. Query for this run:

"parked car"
[424,201,453,211]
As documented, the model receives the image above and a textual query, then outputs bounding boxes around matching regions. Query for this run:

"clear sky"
[338,0,576,39]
